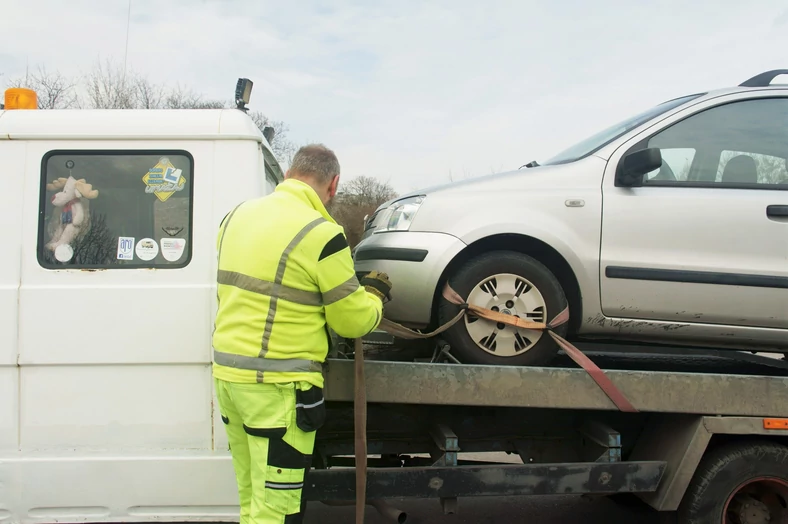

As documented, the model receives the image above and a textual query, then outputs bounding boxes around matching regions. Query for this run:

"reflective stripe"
[322,274,361,305]
[213,349,323,374]
[260,217,327,358]
[265,481,304,490]
[295,398,325,409]
[217,270,323,307]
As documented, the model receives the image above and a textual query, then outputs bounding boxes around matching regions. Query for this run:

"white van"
[0,83,282,522]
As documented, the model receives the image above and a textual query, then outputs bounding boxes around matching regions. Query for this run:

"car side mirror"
[616,148,663,187]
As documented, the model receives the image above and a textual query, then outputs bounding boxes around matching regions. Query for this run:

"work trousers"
[215,378,322,524]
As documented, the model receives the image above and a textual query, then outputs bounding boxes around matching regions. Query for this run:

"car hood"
[379,156,604,209]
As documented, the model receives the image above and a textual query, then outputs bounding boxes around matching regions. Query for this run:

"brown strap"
[377,283,638,413]
[353,337,367,523]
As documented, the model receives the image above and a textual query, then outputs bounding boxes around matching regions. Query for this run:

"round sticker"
[135,238,159,261]
[160,238,186,262]
[54,244,74,263]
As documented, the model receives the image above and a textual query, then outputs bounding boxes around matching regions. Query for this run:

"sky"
[2,0,788,193]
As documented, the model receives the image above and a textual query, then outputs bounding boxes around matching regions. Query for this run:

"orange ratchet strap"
[377,283,638,413]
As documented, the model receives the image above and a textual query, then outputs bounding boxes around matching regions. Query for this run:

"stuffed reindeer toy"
[45,176,100,257]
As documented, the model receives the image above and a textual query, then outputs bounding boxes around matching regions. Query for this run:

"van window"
[38,150,193,269]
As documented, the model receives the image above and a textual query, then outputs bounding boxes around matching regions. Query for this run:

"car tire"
[437,250,569,366]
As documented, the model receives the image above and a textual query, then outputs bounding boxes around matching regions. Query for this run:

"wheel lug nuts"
[497,322,505,330]
[491,306,499,312]
[506,300,514,308]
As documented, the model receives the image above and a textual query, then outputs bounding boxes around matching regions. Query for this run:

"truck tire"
[437,251,568,366]
[677,440,788,524]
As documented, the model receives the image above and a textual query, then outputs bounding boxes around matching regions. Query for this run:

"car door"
[599,93,788,330]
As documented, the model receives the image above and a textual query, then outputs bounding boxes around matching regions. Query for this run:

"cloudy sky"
[3,0,787,192]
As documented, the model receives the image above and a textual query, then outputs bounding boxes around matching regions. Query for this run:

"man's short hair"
[289,144,340,184]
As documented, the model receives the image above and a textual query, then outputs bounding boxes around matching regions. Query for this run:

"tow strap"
[352,281,638,523]
[353,336,367,524]
[378,282,638,413]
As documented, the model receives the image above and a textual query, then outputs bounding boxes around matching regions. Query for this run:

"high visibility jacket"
[211,178,383,388]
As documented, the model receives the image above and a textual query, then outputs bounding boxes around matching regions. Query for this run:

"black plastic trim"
[354,246,428,262]
[605,266,788,289]
[767,205,788,217]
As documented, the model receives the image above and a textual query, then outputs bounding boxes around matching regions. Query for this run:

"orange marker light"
[3,88,38,110]
[763,418,788,430]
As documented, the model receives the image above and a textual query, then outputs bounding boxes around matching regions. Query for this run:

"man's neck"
[287,176,327,204]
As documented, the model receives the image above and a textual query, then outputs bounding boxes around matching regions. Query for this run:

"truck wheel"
[437,251,568,366]
[677,440,788,524]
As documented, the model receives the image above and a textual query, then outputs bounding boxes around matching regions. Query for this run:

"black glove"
[360,270,393,302]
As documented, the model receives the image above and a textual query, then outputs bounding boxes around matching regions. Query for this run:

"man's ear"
[284,169,292,179]
[329,175,340,197]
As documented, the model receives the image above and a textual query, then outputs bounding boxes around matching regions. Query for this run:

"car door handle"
[766,205,788,218]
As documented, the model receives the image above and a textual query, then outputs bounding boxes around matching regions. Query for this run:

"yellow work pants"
[215,378,320,524]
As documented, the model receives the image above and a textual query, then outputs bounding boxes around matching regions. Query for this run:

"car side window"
[640,97,788,188]
[38,150,193,269]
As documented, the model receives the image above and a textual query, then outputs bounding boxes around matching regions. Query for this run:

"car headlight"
[378,196,425,232]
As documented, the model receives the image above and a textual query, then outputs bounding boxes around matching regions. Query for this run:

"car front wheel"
[438,251,569,366]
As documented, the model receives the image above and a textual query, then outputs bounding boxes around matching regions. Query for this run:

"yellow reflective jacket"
[211,178,382,388]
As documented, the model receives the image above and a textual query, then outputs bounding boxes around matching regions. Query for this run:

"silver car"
[353,69,788,366]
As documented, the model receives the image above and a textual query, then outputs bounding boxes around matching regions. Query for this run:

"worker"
[211,143,392,524]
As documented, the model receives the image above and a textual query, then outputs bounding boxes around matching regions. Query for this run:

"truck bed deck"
[323,340,788,417]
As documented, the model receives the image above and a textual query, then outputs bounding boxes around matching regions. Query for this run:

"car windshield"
[540,93,704,166]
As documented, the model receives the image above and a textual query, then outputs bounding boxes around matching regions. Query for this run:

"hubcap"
[464,273,547,357]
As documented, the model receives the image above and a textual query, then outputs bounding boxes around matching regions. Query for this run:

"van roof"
[0,107,264,142]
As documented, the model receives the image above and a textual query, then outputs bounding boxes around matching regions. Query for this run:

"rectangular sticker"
[117,236,135,260]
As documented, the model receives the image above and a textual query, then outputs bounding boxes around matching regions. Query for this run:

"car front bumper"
[353,231,467,327]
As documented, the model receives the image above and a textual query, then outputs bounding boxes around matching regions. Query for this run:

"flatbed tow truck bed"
[303,339,788,523]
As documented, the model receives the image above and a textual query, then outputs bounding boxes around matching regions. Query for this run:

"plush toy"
[45,176,99,260]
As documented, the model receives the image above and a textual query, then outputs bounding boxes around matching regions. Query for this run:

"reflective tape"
[217,270,323,307]
[295,397,325,410]
[260,217,327,358]
[322,274,361,305]
[213,349,323,374]
[265,481,304,490]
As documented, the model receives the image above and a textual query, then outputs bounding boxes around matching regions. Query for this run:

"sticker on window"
[142,156,186,202]
[117,236,135,260]
[135,238,159,261]
[160,238,186,262]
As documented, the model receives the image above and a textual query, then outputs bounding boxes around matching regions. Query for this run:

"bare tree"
[718,151,787,185]
[249,111,298,166]
[328,176,398,248]
[7,65,78,109]
[163,84,225,109]
[83,58,139,109]
[134,76,165,109]
[4,58,296,166]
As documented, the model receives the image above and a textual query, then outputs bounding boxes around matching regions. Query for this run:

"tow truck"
[297,331,788,524]
[1,81,786,524]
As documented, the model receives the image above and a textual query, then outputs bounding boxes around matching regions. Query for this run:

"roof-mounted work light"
[263,126,275,143]
[235,78,253,112]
